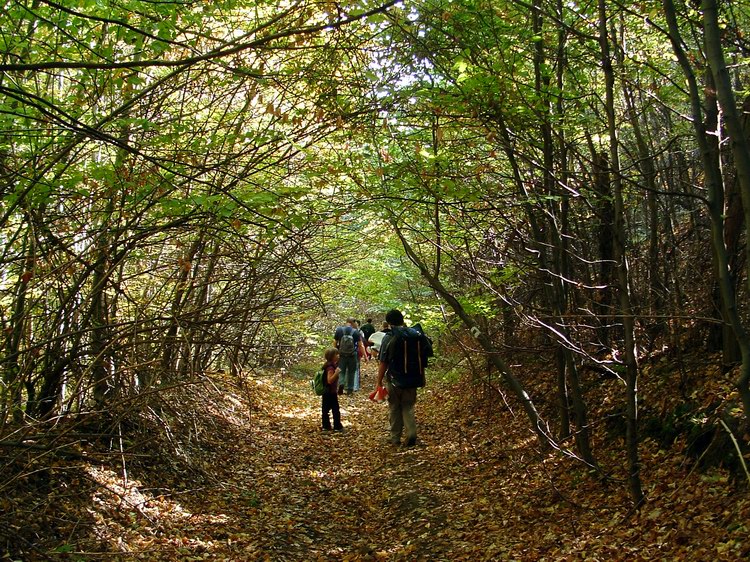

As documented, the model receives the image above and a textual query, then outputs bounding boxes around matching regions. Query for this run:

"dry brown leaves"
[3,357,749,561]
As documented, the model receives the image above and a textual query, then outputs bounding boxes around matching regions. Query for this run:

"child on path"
[322,348,344,432]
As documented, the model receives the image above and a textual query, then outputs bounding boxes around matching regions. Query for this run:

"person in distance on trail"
[376,309,425,448]
[354,320,369,364]
[321,348,344,432]
[333,317,362,395]
[353,320,369,389]
[360,318,376,359]
[368,321,390,354]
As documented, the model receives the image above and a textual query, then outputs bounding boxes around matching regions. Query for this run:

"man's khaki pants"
[386,382,417,445]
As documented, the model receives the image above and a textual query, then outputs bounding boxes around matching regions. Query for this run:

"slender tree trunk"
[598,0,645,506]
[663,0,750,430]
[555,347,570,439]
[589,146,616,349]
[190,239,222,374]
[704,73,742,365]
[91,252,112,405]
[533,0,572,442]
[702,0,750,423]
[555,0,572,442]
[162,235,204,378]
[620,79,665,337]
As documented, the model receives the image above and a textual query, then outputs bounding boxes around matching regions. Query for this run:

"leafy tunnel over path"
[3,0,750,557]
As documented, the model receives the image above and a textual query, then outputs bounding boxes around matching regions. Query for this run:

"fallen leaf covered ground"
[3,357,749,560]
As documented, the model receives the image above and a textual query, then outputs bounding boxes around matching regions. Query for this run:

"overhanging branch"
[0,0,400,72]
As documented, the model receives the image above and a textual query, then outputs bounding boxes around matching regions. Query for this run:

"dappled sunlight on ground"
[83,465,236,557]
[8,358,749,560]
[279,406,318,421]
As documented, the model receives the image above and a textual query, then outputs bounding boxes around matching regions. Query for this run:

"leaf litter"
[2,358,749,560]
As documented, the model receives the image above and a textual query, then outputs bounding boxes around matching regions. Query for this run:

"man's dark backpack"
[387,326,433,388]
[338,327,356,356]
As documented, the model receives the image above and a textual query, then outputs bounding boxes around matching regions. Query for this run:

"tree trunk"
[705,74,742,365]
[590,147,616,349]
[91,253,112,405]
[702,0,750,424]
[620,75,665,338]
[599,0,645,506]
[161,236,205,378]
[663,0,750,431]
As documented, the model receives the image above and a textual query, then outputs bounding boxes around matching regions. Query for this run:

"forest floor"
[3,357,750,560]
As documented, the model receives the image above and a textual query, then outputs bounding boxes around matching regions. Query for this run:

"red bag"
[368,386,388,403]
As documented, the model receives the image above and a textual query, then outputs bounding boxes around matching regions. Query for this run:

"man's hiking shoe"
[334,427,344,433]
[404,437,417,448]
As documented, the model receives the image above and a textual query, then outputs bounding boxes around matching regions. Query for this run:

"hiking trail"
[64,360,746,561]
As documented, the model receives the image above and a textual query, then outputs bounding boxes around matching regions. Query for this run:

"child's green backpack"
[311,366,326,396]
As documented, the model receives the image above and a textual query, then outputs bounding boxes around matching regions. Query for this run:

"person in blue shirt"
[333,317,361,395]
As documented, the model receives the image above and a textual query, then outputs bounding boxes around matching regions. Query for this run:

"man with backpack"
[375,309,433,447]
[334,317,362,395]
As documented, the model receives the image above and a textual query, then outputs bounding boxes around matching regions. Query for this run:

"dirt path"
[81,360,722,561]
[22,361,522,561]
[10,359,749,560]
[211,361,497,561]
